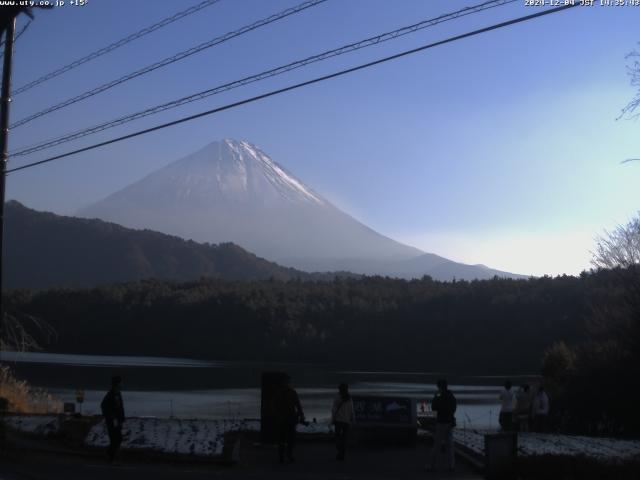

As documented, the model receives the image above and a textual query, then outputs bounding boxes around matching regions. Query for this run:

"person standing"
[427,379,457,472]
[532,385,550,432]
[101,375,125,464]
[274,374,305,463]
[331,383,355,461]
[515,384,532,432]
[498,380,515,431]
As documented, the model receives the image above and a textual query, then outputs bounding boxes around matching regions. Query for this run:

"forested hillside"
[4,201,321,289]
[4,273,594,374]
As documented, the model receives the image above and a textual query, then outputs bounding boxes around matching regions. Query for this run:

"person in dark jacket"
[101,375,125,463]
[331,383,355,461]
[273,374,305,463]
[427,378,457,472]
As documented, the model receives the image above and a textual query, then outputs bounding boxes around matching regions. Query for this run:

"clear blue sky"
[5,0,640,276]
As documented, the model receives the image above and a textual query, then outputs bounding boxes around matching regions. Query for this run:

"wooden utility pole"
[0,13,16,342]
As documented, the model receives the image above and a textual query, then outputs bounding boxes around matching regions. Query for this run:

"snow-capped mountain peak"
[79,138,422,265]
[219,139,325,206]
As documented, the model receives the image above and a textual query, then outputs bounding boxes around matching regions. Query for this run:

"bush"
[0,365,61,414]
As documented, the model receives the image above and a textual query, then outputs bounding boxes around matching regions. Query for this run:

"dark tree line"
[4,273,591,375]
[5,253,639,434]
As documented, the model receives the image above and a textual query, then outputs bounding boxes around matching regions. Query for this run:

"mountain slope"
[79,139,423,263]
[3,201,319,290]
[78,138,525,280]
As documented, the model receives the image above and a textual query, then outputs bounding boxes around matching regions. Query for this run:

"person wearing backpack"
[273,374,305,463]
[331,383,355,461]
[427,378,457,472]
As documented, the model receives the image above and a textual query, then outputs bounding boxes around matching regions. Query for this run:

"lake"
[0,351,540,428]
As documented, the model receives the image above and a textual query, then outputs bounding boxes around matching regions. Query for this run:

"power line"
[10,0,517,158]
[0,19,31,59]
[11,0,222,96]
[14,19,31,42]
[6,4,577,175]
[10,0,328,129]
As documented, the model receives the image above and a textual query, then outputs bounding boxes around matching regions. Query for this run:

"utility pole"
[0,14,16,350]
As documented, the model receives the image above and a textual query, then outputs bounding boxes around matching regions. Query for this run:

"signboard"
[352,396,416,427]
[75,388,85,404]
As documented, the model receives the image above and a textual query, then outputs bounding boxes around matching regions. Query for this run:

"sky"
[4,0,640,277]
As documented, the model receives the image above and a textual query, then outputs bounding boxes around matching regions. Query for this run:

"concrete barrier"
[484,432,517,479]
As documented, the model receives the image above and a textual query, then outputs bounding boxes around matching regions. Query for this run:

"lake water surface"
[1,351,540,428]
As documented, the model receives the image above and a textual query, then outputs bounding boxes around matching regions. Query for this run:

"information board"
[352,396,416,427]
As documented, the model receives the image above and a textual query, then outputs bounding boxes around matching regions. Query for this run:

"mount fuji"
[79,139,524,280]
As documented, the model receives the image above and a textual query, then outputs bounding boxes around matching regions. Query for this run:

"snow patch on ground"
[4,415,60,435]
[298,421,333,435]
[452,428,640,461]
[85,417,258,457]
[4,414,333,459]
[239,419,332,435]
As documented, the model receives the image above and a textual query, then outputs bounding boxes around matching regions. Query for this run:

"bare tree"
[1,311,56,352]
[620,46,640,120]
[592,214,640,270]
[589,214,640,349]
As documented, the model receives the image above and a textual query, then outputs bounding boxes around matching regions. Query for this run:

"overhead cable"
[10,0,328,129]
[6,4,577,175]
[11,0,516,158]
[11,0,223,96]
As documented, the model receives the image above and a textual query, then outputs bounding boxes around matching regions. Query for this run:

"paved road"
[0,437,482,480]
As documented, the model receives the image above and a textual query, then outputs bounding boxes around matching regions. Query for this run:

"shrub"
[0,365,61,414]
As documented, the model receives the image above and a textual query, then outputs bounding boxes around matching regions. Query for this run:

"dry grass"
[0,365,61,414]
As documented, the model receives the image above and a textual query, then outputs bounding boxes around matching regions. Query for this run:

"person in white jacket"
[331,383,355,461]
[498,380,515,431]
[532,385,550,432]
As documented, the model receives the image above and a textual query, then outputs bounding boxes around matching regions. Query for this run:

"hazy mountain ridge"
[3,201,332,290]
[286,253,526,281]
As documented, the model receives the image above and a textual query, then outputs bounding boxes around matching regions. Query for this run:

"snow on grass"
[238,419,332,435]
[452,428,640,462]
[298,421,332,435]
[85,417,257,457]
[3,415,60,435]
[5,414,332,459]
